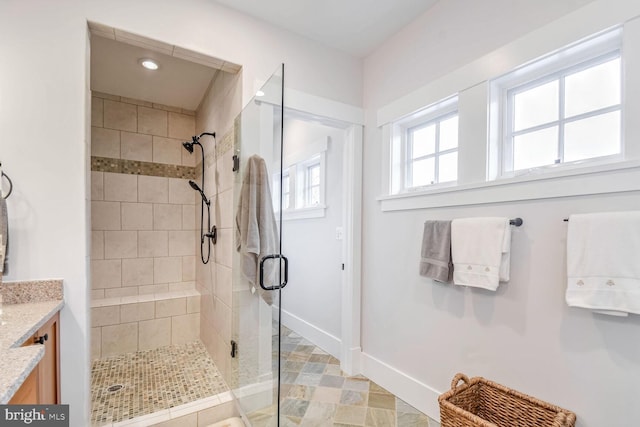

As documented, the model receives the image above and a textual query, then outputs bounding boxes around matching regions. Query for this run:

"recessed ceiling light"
[139,59,159,70]
[256,90,265,97]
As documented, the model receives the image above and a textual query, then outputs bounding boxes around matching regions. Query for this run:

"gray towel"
[235,155,279,305]
[419,220,452,283]
[1,195,7,275]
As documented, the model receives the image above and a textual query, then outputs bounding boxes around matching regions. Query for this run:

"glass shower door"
[231,64,285,426]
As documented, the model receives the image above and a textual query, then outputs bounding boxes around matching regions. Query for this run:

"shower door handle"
[259,254,288,291]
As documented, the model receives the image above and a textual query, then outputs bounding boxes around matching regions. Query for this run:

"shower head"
[182,141,194,153]
[188,180,210,205]
[182,135,202,154]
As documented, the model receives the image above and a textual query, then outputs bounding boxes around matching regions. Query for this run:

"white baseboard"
[360,352,442,422]
[274,307,342,359]
[341,345,362,377]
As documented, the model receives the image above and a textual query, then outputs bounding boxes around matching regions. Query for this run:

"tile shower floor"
[91,341,228,426]
[247,326,439,427]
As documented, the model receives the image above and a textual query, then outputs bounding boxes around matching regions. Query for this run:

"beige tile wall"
[91,172,196,297]
[91,93,197,299]
[91,92,196,165]
[91,92,200,358]
[194,69,242,384]
[91,293,201,359]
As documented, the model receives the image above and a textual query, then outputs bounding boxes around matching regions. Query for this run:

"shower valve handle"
[204,226,217,244]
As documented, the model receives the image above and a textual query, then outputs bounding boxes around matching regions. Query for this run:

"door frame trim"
[340,123,363,375]
[276,85,364,375]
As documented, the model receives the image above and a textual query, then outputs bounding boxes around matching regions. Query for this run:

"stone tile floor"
[247,326,440,427]
[91,341,228,426]
[90,329,441,426]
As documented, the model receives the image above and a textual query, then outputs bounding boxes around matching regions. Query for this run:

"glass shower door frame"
[231,63,286,426]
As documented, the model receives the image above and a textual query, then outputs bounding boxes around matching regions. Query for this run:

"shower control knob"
[205,226,217,244]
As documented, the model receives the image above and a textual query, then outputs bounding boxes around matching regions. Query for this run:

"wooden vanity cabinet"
[9,312,60,404]
[8,369,38,404]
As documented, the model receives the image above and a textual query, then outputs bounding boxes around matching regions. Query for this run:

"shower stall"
[89,26,364,425]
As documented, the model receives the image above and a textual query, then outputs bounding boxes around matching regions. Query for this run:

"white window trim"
[281,170,291,211]
[376,3,640,212]
[277,137,329,220]
[282,204,327,220]
[390,96,458,194]
[489,27,623,179]
[378,158,640,212]
[301,156,323,207]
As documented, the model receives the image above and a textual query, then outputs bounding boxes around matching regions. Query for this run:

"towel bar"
[509,218,523,226]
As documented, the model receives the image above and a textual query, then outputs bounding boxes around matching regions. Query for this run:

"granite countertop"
[0,280,64,404]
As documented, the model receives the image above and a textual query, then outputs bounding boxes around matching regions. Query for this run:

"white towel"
[235,155,279,305]
[566,211,640,316]
[451,217,511,291]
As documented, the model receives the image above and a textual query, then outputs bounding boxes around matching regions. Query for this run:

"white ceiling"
[214,0,440,57]
[90,1,439,108]
[90,35,220,110]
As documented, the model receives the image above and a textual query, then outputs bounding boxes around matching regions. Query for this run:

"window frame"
[303,156,322,207]
[274,137,328,220]
[390,96,459,194]
[490,27,623,179]
[281,169,291,211]
[405,111,459,189]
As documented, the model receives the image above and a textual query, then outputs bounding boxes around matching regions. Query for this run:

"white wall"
[0,2,90,423]
[0,1,362,425]
[364,0,597,109]
[280,119,344,354]
[361,1,640,426]
[86,0,363,108]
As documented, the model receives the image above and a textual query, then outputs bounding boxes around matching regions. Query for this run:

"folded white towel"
[451,217,511,291]
[566,211,640,316]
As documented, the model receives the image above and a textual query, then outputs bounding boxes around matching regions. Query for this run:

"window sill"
[279,205,327,220]
[378,159,640,212]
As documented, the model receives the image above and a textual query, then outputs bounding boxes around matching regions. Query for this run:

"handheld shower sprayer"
[188,180,210,206]
[183,131,217,264]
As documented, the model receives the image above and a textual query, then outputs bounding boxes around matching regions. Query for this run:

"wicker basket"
[438,373,576,427]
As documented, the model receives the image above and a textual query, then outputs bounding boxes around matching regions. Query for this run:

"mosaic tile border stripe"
[91,157,195,179]
[203,127,236,169]
[217,127,235,156]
